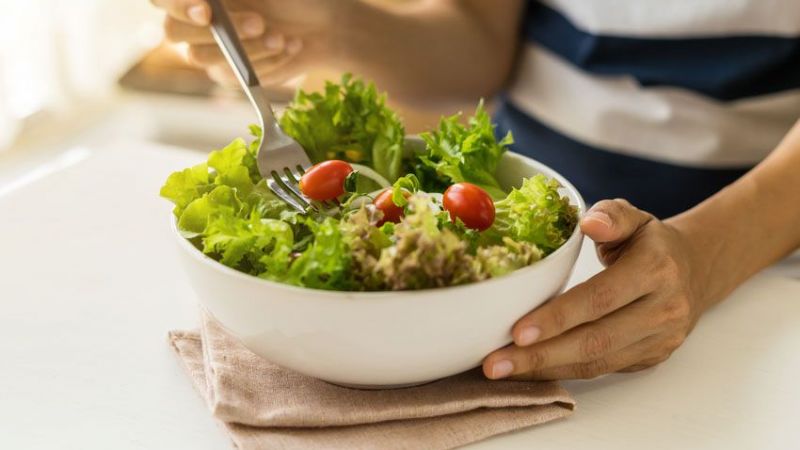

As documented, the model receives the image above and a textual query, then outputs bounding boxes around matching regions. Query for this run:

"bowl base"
[326,379,437,390]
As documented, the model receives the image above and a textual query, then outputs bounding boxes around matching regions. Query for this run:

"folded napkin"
[168,312,575,450]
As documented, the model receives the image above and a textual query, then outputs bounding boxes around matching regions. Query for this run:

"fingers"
[252,41,305,84]
[509,249,655,347]
[164,11,265,44]
[207,56,292,86]
[484,298,661,379]
[617,356,667,373]
[207,40,305,87]
[151,0,210,26]
[509,336,663,381]
[207,57,293,85]
[206,64,300,99]
[188,34,286,66]
[581,199,653,245]
[206,64,238,87]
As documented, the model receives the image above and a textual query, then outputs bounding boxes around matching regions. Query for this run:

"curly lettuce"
[161,80,579,292]
[161,128,349,290]
[347,196,483,290]
[280,74,406,182]
[160,127,577,291]
[489,174,578,254]
[284,217,353,290]
[417,101,512,200]
[342,196,551,290]
[341,207,394,291]
[203,210,294,276]
[474,237,543,278]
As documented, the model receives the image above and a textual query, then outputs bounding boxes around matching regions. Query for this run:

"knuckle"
[663,334,685,352]
[575,359,609,379]
[508,372,540,381]
[163,17,181,42]
[660,297,692,326]
[579,329,613,360]
[643,354,670,368]
[622,363,651,373]
[611,198,634,209]
[655,352,672,364]
[524,349,548,371]
[187,46,216,65]
[208,65,235,84]
[186,47,204,65]
[548,307,568,331]
[626,356,664,371]
[587,284,616,317]
[652,252,682,281]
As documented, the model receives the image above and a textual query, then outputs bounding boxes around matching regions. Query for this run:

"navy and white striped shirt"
[495,0,800,217]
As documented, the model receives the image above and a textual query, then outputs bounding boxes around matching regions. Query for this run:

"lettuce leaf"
[341,207,394,291]
[390,173,420,207]
[362,196,483,290]
[161,86,577,291]
[475,237,543,278]
[417,101,512,199]
[357,196,548,290]
[204,211,294,275]
[161,128,296,275]
[280,74,406,182]
[207,138,255,196]
[285,216,353,290]
[159,162,213,217]
[177,185,242,236]
[489,174,578,254]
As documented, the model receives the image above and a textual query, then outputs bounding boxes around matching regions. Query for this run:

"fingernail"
[242,16,264,38]
[490,360,514,379]
[584,210,613,227]
[264,32,285,51]
[187,5,209,26]
[515,325,541,346]
[286,38,303,55]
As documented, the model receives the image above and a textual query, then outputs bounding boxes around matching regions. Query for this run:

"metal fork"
[207,0,316,213]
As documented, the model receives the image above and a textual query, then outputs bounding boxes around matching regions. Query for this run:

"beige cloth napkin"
[168,313,575,450]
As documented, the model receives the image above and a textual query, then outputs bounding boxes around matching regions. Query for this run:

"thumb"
[580,199,652,244]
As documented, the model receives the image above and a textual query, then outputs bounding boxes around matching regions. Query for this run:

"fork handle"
[207,0,280,131]
[207,0,259,87]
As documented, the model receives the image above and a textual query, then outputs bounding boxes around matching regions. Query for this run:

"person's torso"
[496,0,800,217]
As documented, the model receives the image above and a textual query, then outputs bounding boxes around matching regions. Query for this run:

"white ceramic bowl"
[172,151,585,387]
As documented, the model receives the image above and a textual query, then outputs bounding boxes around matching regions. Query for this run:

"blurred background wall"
[0,0,444,155]
[0,0,162,149]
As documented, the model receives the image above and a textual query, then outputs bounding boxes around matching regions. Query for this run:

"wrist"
[665,179,764,311]
[666,213,729,314]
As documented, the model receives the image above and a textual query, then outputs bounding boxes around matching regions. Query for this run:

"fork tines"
[267,166,338,214]
[268,165,312,213]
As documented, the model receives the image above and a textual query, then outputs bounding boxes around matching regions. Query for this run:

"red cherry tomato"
[298,160,354,201]
[443,182,495,231]
[373,189,409,225]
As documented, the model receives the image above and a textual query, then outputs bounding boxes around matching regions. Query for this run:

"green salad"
[161,75,577,291]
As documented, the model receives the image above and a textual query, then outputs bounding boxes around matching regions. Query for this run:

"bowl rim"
[170,150,586,300]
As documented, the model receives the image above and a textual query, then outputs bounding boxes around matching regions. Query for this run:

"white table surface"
[1,140,798,450]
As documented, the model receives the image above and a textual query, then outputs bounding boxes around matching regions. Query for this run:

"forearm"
[669,120,800,309]
[334,0,523,107]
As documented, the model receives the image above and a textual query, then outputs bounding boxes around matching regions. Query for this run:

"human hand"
[151,0,337,86]
[483,199,710,380]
